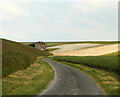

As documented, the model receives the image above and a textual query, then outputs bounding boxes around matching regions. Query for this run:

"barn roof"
[36,41,46,45]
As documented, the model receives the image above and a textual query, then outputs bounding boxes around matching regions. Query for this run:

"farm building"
[29,41,46,51]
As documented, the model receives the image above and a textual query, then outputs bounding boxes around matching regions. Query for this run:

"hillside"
[2,39,52,77]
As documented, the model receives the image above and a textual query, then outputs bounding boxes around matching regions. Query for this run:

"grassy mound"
[2,39,52,77]
[53,56,119,75]
[2,58,54,95]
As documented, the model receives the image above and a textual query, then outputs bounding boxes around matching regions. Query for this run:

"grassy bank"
[2,58,54,95]
[53,56,119,75]
[2,39,52,77]
[52,60,119,95]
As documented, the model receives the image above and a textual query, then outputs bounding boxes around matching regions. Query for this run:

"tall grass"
[53,56,119,75]
[2,39,52,77]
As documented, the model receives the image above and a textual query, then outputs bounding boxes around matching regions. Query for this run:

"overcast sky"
[0,0,118,42]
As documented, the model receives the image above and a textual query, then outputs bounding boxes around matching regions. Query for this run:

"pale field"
[48,43,120,56]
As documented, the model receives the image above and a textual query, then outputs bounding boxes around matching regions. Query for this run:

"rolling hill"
[2,39,52,77]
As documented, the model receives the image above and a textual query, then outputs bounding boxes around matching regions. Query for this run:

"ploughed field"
[48,43,103,53]
[50,44,120,56]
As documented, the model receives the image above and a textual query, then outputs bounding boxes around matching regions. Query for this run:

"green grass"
[21,41,119,47]
[2,58,54,96]
[81,41,119,44]
[2,39,52,78]
[53,56,119,75]
[52,60,119,95]
[46,48,59,52]
[102,51,120,56]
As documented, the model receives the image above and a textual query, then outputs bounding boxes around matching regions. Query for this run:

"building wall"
[35,43,46,51]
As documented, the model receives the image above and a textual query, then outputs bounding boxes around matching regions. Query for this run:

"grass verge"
[52,59,119,96]
[2,57,54,96]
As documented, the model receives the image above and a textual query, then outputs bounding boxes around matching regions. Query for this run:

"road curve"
[39,59,105,95]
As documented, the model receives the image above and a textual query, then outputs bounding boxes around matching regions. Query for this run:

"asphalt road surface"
[39,59,105,96]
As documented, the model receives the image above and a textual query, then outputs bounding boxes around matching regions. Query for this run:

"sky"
[0,0,118,42]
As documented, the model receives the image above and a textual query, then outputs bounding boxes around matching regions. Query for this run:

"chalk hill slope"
[2,39,51,77]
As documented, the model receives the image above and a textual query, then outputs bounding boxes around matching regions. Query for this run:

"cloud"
[39,13,51,22]
[0,3,29,20]
[71,1,101,13]
[1,2,118,41]
[56,19,70,24]
[71,0,117,13]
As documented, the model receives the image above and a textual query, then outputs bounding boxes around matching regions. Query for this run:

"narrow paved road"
[40,59,105,95]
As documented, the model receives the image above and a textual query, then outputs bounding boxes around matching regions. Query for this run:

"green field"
[102,51,120,56]
[2,39,52,77]
[80,41,119,44]
[53,56,119,75]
